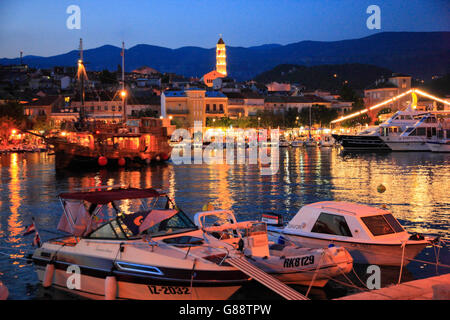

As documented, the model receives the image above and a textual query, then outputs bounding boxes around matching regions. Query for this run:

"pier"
[335,273,450,300]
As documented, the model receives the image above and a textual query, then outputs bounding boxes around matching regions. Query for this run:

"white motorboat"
[265,201,434,266]
[31,187,251,300]
[333,107,441,152]
[291,140,304,147]
[194,210,353,287]
[381,112,450,151]
[319,136,334,147]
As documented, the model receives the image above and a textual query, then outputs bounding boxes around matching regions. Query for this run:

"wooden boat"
[47,119,172,170]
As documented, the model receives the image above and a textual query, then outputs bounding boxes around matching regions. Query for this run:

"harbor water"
[0,147,449,299]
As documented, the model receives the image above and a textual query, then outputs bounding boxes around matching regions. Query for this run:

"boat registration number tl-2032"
[283,255,315,268]
[147,285,191,295]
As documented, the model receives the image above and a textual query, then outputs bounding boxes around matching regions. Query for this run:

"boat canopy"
[59,188,164,204]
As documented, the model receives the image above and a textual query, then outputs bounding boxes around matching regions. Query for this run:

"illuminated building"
[201,36,227,87]
[161,88,228,129]
[216,37,227,76]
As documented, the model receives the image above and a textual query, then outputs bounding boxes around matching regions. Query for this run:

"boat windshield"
[361,214,404,236]
[88,210,197,239]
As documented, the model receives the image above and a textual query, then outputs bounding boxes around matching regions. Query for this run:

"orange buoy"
[118,158,126,166]
[98,156,108,166]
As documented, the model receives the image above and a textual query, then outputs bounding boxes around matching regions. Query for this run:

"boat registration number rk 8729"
[147,285,191,295]
[283,255,315,268]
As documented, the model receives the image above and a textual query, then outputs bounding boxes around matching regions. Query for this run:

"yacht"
[31,187,251,300]
[427,126,450,152]
[265,201,434,266]
[194,210,353,287]
[333,108,424,152]
[380,112,450,151]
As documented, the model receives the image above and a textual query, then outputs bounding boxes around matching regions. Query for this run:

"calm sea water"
[0,148,449,299]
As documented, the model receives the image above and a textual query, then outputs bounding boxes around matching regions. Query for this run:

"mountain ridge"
[1,31,449,81]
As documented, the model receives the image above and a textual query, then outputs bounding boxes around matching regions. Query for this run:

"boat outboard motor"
[242,222,270,258]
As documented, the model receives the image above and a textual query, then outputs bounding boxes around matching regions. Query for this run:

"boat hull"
[34,265,241,300]
[427,141,450,152]
[332,134,391,152]
[251,246,353,287]
[269,232,428,266]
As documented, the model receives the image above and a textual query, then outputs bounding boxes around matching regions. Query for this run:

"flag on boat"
[23,223,36,236]
[33,231,41,247]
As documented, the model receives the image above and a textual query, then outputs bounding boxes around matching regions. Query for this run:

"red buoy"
[118,158,126,166]
[160,153,169,161]
[98,156,108,166]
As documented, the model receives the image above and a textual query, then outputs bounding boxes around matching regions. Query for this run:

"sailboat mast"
[79,38,85,121]
[121,41,127,123]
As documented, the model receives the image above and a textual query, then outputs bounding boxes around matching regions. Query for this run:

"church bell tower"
[216,36,227,77]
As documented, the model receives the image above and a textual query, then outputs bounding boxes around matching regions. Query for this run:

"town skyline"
[1,0,449,58]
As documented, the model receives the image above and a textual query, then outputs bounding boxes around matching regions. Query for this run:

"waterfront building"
[264,95,331,114]
[364,73,412,112]
[24,95,65,119]
[161,88,228,129]
[223,91,265,118]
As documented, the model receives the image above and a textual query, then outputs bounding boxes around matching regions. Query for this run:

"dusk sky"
[0,0,449,58]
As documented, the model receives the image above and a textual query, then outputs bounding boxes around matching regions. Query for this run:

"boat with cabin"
[265,201,434,266]
[31,187,251,300]
[427,126,450,152]
[194,210,353,287]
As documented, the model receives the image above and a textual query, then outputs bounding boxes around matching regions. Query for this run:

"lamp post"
[120,89,127,124]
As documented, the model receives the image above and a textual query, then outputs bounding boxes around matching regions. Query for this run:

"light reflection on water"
[0,148,449,299]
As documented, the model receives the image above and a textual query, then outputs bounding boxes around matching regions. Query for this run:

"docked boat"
[333,103,450,152]
[318,136,334,147]
[380,112,450,151]
[31,187,251,300]
[194,210,353,287]
[265,201,434,266]
[47,122,172,170]
[304,138,317,147]
[333,107,424,152]
[279,137,291,147]
[291,140,304,147]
